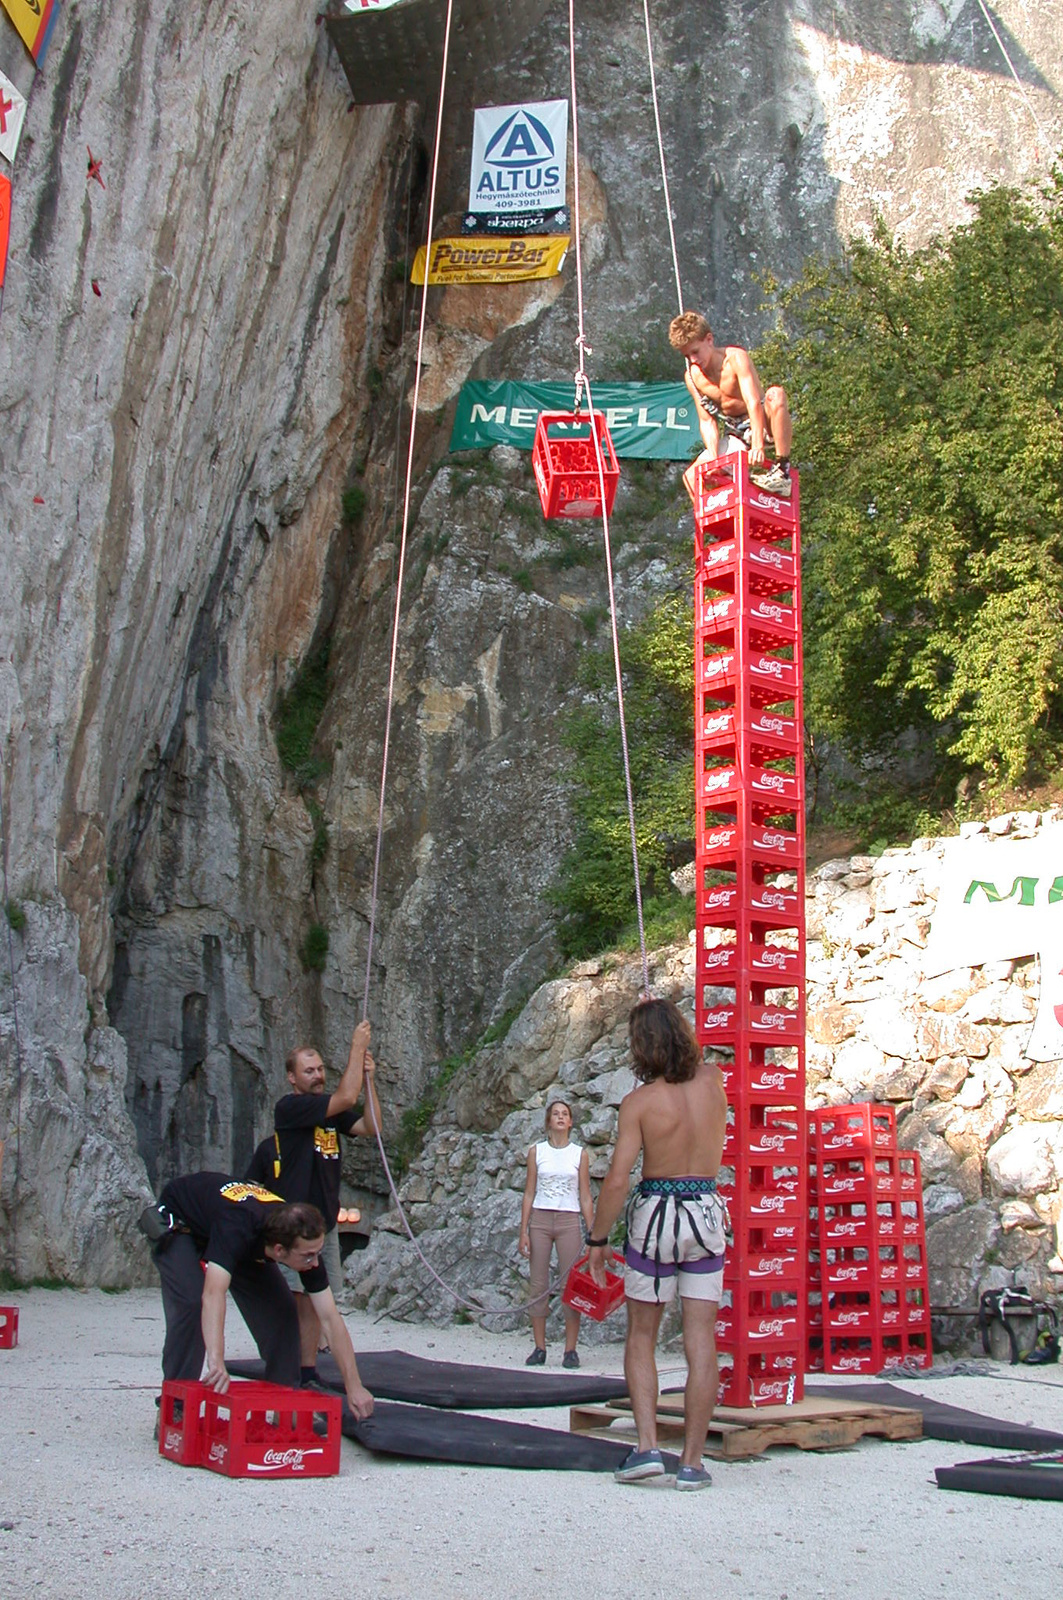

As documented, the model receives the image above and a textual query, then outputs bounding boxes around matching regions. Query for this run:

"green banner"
[449,380,700,459]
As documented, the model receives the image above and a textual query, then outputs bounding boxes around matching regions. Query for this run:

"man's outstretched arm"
[308,1287,374,1418]
[326,1018,371,1118]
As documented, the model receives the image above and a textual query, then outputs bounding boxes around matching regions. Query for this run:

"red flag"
[0,176,10,289]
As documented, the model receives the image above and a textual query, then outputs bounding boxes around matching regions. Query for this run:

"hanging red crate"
[0,1305,19,1348]
[532,410,620,520]
[562,1251,626,1320]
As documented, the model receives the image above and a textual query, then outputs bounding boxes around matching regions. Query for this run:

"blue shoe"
[614,1447,665,1483]
[524,1347,546,1367]
[675,1464,713,1491]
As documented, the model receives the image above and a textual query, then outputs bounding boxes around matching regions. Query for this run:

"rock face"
[352,813,1063,1344]
[1,0,1062,1279]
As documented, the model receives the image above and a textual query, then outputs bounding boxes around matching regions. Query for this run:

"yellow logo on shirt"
[220,1181,282,1205]
[314,1127,340,1160]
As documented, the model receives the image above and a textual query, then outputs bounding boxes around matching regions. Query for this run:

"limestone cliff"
[0,0,1060,1280]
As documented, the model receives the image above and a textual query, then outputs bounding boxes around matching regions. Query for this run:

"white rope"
[568,0,650,999]
[642,0,683,313]
[973,0,1047,154]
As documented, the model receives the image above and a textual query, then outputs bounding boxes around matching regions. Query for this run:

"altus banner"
[469,100,567,216]
[410,235,568,285]
[450,380,701,460]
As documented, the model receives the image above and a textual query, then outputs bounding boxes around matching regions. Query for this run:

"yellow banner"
[411,234,569,286]
[0,0,60,64]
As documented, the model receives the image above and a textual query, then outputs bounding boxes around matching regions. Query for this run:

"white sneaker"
[752,463,791,498]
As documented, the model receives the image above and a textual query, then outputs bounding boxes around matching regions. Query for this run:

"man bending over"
[587,997,727,1490]
[668,310,792,500]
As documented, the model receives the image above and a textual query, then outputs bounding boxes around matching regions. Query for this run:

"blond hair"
[668,311,711,350]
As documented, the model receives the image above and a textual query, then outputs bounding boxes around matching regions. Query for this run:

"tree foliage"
[550,594,695,957]
[756,169,1063,791]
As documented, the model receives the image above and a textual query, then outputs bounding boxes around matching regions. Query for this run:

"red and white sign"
[0,69,27,166]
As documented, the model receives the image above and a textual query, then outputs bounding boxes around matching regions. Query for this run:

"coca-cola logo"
[756,891,787,908]
[757,949,789,969]
[703,713,731,734]
[208,1441,227,1463]
[755,1071,788,1089]
[755,715,787,734]
[829,1178,862,1193]
[753,1011,789,1032]
[756,772,787,792]
[882,1310,900,1325]
[164,1429,183,1452]
[251,1446,325,1472]
[700,490,732,515]
[704,769,734,791]
[705,888,733,907]
[754,602,786,622]
[773,1354,797,1370]
[703,947,731,968]
[708,828,734,847]
[756,1134,788,1152]
[835,1267,861,1281]
[753,1256,788,1273]
[760,831,789,850]
[756,1193,787,1212]
[836,1356,865,1371]
[752,546,786,569]
[755,657,784,677]
[752,493,785,513]
[835,1311,863,1326]
[773,1225,797,1239]
[703,654,733,678]
[755,1318,791,1337]
[702,1009,732,1029]
[757,1381,788,1400]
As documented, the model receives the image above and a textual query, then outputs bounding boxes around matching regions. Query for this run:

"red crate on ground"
[198,1381,342,1478]
[0,1305,18,1348]
[532,411,620,520]
[158,1379,208,1466]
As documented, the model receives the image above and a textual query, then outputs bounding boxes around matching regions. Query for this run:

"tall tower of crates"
[692,451,807,1405]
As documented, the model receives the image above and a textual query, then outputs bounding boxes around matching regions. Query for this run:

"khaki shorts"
[279,1225,343,1297]
[624,1185,727,1305]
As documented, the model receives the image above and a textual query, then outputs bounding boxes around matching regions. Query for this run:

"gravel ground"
[0,1288,1061,1600]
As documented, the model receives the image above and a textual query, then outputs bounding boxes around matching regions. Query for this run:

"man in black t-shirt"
[246,1017,382,1381]
[153,1171,374,1418]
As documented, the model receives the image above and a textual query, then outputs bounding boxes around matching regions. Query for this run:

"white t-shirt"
[532,1140,583,1212]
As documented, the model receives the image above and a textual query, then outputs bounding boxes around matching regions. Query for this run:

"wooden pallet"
[569,1394,923,1459]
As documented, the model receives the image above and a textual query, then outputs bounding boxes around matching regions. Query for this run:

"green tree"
[551,594,695,956]
[756,169,1063,793]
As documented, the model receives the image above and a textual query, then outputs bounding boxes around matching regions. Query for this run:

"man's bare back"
[631,1064,726,1180]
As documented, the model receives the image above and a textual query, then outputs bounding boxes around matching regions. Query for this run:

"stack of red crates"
[692,451,807,1406]
[807,1104,932,1372]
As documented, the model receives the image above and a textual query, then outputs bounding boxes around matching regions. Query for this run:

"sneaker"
[525,1346,547,1367]
[675,1464,713,1491]
[614,1447,666,1483]
[562,1349,580,1369]
[751,462,791,498]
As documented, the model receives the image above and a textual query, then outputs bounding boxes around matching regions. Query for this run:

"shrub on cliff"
[757,166,1063,796]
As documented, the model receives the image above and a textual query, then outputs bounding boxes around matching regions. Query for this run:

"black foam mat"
[805,1381,1063,1452]
[343,1399,678,1472]
[936,1452,1063,1500]
[229,1349,631,1409]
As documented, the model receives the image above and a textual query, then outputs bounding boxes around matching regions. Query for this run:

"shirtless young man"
[668,310,793,500]
[587,997,727,1490]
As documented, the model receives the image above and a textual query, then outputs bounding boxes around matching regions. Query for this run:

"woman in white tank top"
[518,1099,594,1367]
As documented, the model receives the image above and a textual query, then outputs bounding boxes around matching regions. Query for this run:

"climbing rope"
[641,0,683,314]
[567,0,651,1000]
[972,0,1047,156]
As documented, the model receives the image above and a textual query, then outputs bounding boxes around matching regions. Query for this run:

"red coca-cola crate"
[158,1379,208,1466]
[822,1249,873,1292]
[199,1381,342,1478]
[562,1252,626,1320]
[0,1305,19,1348]
[532,411,620,520]
[810,1103,896,1155]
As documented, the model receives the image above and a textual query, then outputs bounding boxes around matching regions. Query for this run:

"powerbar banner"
[411,235,568,286]
[450,380,700,460]
[924,826,1063,1060]
[469,100,567,216]
[0,0,59,64]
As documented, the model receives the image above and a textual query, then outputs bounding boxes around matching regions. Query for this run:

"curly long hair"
[628,997,700,1084]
